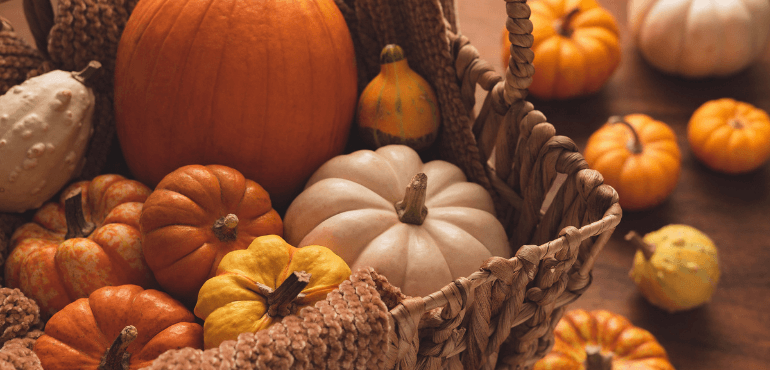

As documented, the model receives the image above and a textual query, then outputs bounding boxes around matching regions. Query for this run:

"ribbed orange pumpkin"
[114,0,358,210]
[533,309,674,370]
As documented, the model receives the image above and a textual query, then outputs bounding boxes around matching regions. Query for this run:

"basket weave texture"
[0,0,622,369]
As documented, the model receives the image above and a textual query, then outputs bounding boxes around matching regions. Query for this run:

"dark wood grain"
[457,1,770,369]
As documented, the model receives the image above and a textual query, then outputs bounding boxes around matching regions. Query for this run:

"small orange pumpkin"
[688,98,770,174]
[4,175,157,317]
[583,115,681,211]
[502,0,621,100]
[140,164,284,307]
[34,284,203,369]
[533,309,674,370]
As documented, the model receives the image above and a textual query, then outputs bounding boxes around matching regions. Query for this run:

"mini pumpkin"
[626,225,720,313]
[583,115,681,211]
[140,164,284,308]
[687,98,770,174]
[4,174,157,317]
[629,0,770,78]
[283,145,510,297]
[357,44,440,151]
[0,61,100,213]
[533,309,674,370]
[34,284,203,369]
[194,234,351,349]
[502,0,621,100]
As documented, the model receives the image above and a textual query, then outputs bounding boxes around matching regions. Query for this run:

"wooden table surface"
[457,1,770,369]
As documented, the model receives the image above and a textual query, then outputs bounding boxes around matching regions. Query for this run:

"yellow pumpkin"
[626,225,720,313]
[357,44,440,151]
[534,309,674,370]
[583,115,681,211]
[194,234,351,349]
[688,98,770,174]
[502,0,621,100]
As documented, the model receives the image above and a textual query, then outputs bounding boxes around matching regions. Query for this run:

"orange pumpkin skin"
[584,114,681,211]
[534,309,674,370]
[4,175,157,317]
[34,284,203,369]
[688,98,770,174]
[114,0,358,210]
[140,164,284,308]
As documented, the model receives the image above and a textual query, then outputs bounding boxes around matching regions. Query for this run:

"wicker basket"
[0,0,621,368]
[334,0,623,369]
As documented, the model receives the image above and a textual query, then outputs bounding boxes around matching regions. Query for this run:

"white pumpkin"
[284,145,511,297]
[0,62,99,213]
[628,0,770,78]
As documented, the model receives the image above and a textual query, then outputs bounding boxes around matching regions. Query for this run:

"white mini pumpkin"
[284,145,511,297]
[628,0,770,78]
[0,62,99,213]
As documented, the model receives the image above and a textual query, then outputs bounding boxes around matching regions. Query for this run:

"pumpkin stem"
[72,60,102,84]
[380,44,406,64]
[212,213,239,242]
[728,119,745,129]
[97,325,137,370]
[556,7,581,37]
[609,116,644,154]
[584,344,613,370]
[395,173,429,225]
[625,230,656,260]
[64,189,96,240]
[264,271,311,318]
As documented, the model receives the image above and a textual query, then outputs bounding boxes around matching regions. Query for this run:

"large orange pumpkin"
[114,0,358,210]
[140,165,284,308]
[4,175,158,317]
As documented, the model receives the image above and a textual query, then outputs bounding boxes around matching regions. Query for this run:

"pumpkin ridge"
[420,219,488,279]
[200,0,237,165]
[600,311,628,353]
[306,0,348,161]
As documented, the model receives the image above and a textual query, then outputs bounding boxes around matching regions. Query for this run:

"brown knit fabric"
[0,288,42,348]
[0,17,46,94]
[24,0,139,179]
[141,268,395,370]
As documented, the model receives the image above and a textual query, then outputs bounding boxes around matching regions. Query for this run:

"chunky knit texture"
[0,17,46,95]
[141,268,397,370]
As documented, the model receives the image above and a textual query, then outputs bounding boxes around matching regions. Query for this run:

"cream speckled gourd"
[0,61,100,213]
[283,145,511,297]
[626,225,720,313]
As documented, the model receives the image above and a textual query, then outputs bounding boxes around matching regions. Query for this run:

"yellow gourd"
[357,44,440,151]
[626,225,720,313]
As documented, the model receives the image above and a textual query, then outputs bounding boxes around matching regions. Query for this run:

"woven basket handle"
[502,0,535,104]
